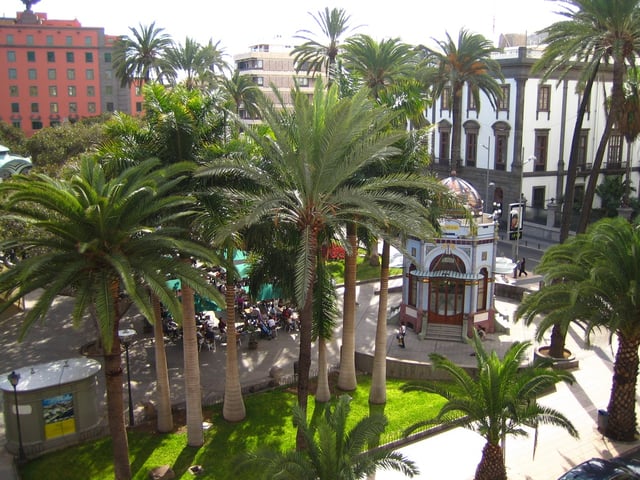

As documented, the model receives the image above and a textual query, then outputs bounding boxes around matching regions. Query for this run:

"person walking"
[519,257,528,277]
[397,323,406,348]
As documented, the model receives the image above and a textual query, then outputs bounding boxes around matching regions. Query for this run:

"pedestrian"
[519,257,528,277]
[397,322,406,348]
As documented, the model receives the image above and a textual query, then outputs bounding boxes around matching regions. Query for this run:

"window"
[534,130,549,172]
[67,69,76,80]
[104,52,112,63]
[47,51,55,62]
[577,130,589,171]
[50,102,58,114]
[105,85,113,95]
[495,133,508,170]
[50,120,60,128]
[46,35,53,46]
[478,268,488,311]
[439,131,450,165]
[7,34,14,45]
[26,35,34,45]
[104,70,113,80]
[498,84,510,110]
[87,85,95,96]
[441,86,452,110]
[252,76,264,86]
[65,36,72,46]
[85,36,93,46]
[85,52,93,63]
[27,51,36,62]
[7,51,16,62]
[86,69,94,80]
[297,77,309,87]
[66,52,75,63]
[29,86,38,97]
[48,68,56,80]
[532,187,546,209]
[31,103,39,113]
[607,134,623,167]
[237,59,263,70]
[8,68,17,79]
[69,102,77,113]
[49,86,58,96]
[106,102,114,112]
[11,103,19,113]
[467,92,477,111]
[136,102,143,113]
[9,86,18,96]
[88,102,96,113]
[12,121,20,129]
[537,85,551,112]
[28,69,37,80]
[32,121,43,130]
[135,85,141,96]
[68,86,77,97]
[465,131,478,167]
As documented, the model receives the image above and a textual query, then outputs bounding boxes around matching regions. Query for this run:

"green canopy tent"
[255,283,283,302]
[166,279,223,312]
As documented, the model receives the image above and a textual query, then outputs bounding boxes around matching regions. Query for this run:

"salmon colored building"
[0,5,141,136]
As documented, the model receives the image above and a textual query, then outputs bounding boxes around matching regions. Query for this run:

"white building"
[429,43,636,237]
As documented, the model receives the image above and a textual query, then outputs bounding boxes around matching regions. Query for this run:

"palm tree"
[292,7,358,83]
[421,28,503,169]
[517,217,640,441]
[165,37,229,91]
[0,158,222,480]
[113,22,175,88]
[618,69,640,207]
[198,80,435,448]
[237,394,418,479]
[403,334,578,480]
[535,0,640,236]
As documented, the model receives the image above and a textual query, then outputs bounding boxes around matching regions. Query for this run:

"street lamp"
[118,328,136,427]
[7,371,26,463]
[515,155,536,262]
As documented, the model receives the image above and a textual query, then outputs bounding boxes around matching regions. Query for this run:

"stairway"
[424,323,464,342]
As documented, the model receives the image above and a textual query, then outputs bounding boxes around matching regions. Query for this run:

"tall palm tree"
[165,37,229,91]
[536,0,640,236]
[517,217,640,441]
[0,158,222,480]
[404,334,578,480]
[198,80,434,448]
[421,29,503,169]
[618,69,640,207]
[292,7,358,83]
[237,394,418,479]
[113,22,175,88]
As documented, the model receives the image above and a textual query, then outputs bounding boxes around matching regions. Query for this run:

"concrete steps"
[425,323,464,342]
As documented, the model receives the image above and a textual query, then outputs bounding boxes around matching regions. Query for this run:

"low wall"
[355,351,475,381]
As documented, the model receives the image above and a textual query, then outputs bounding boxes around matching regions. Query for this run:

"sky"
[6,0,567,58]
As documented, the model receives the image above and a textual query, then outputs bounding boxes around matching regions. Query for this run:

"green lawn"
[326,255,403,285]
[19,377,445,480]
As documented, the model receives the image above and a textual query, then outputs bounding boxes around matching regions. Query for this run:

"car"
[558,458,640,480]
[0,144,32,180]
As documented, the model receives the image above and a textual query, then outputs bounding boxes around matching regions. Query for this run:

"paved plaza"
[0,275,639,479]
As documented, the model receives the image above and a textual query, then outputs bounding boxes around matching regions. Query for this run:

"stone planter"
[534,346,579,370]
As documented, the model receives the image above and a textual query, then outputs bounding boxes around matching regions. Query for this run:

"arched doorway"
[427,254,466,325]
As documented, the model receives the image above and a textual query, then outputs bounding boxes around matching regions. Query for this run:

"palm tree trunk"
[560,69,598,242]
[152,294,173,432]
[338,221,358,391]
[369,240,390,405]
[181,273,204,446]
[296,233,318,450]
[474,442,506,480]
[578,57,625,234]
[547,323,567,359]
[315,337,331,403]
[605,334,640,441]
[104,337,131,480]
[223,269,246,422]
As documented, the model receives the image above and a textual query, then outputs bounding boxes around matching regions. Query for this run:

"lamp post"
[8,371,26,463]
[515,156,536,262]
[118,329,136,427]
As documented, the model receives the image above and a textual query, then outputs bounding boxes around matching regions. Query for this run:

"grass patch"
[19,377,444,480]
[326,256,403,285]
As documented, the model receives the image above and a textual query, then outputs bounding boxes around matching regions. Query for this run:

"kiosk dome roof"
[440,171,483,215]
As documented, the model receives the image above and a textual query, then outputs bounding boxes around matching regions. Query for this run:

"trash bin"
[597,409,608,432]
